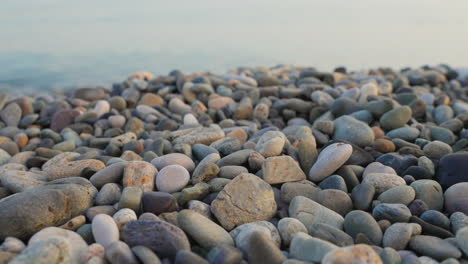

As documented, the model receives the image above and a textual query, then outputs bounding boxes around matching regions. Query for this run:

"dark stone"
[402,166,432,180]
[409,216,453,238]
[122,220,190,259]
[376,153,418,175]
[142,192,179,215]
[438,153,468,189]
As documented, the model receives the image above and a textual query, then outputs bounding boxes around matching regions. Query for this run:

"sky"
[1,0,468,90]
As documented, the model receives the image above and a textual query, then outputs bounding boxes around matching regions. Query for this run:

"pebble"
[351,183,375,210]
[262,156,306,184]
[380,106,413,130]
[410,180,444,211]
[444,182,468,215]
[409,235,461,261]
[362,173,406,194]
[308,142,352,182]
[438,153,468,188]
[344,210,383,245]
[177,209,234,249]
[105,241,139,264]
[333,116,375,147]
[122,161,156,192]
[378,185,416,205]
[322,244,383,264]
[141,191,178,215]
[373,203,412,223]
[156,164,190,193]
[308,223,354,247]
[0,65,467,263]
[211,173,276,230]
[151,153,195,172]
[277,217,308,246]
[91,214,119,248]
[95,183,121,205]
[290,232,338,263]
[131,245,161,264]
[122,220,190,259]
[113,208,137,232]
[289,195,344,229]
[383,223,421,250]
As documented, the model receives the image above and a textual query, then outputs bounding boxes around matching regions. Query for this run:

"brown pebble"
[373,138,396,153]
[372,126,385,139]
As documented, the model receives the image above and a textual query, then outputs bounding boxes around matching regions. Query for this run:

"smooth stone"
[289,196,344,229]
[428,126,456,145]
[218,165,248,179]
[378,186,416,205]
[172,126,225,145]
[317,189,353,216]
[230,220,281,250]
[105,241,139,264]
[90,162,127,188]
[438,153,468,188]
[244,231,286,264]
[434,105,454,124]
[387,127,421,142]
[308,223,354,247]
[122,220,190,259]
[318,174,348,192]
[95,183,121,205]
[351,184,375,210]
[262,156,306,184]
[156,164,190,193]
[42,152,105,180]
[142,191,178,215]
[216,149,254,167]
[177,209,234,249]
[254,131,286,157]
[0,170,47,193]
[0,178,97,240]
[333,116,375,147]
[191,155,220,184]
[122,161,156,192]
[308,143,352,182]
[110,132,137,147]
[445,183,468,215]
[344,210,383,245]
[206,244,243,264]
[373,203,412,223]
[277,217,308,246]
[290,232,338,263]
[380,106,412,130]
[91,214,119,248]
[362,173,406,194]
[383,223,421,250]
[376,153,418,175]
[187,200,212,219]
[280,180,321,203]
[410,180,444,211]
[322,244,383,264]
[86,206,117,221]
[420,210,450,230]
[117,184,144,211]
[211,173,276,230]
[1,103,22,127]
[131,246,161,264]
[363,162,397,178]
[451,212,468,234]
[409,235,461,261]
[10,237,74,264]
[151,153,195,172]
[456,226,468,256]
[410,215,454,239]
[423,141,452,159]
[113,208,137,232]
[26,226,88,264]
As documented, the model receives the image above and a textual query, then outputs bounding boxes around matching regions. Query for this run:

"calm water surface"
[1,0,468,92]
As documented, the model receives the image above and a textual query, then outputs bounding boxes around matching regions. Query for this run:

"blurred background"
[1,0,468,92]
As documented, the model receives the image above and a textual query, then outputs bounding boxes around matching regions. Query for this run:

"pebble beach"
[0,64,468,263]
